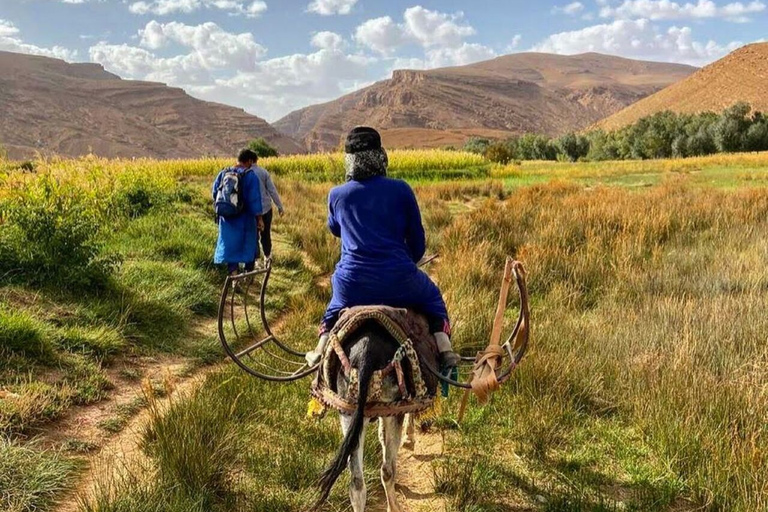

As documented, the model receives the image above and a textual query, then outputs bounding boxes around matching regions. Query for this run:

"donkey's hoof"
[402,439,415,451]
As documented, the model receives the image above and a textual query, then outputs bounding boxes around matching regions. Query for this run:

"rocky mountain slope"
[275,52,696,151]
[0,51,303,159]
[596,43,768,131]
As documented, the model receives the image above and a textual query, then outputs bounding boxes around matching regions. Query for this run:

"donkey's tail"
[315,354,375,508]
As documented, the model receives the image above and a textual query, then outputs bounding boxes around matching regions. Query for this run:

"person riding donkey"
[212,149,264,275]
[306,127,460,370]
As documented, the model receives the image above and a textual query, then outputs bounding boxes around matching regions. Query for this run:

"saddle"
[311,306,440,418]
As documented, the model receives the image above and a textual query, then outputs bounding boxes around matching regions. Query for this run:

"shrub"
[463,137,491,154]
[484,142,515,164]
[248,137,279,158]
[555,133,590,162]
[0,175,115,288]
[745,120,768,152]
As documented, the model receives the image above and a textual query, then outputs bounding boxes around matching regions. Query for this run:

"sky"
[0,0,765,121]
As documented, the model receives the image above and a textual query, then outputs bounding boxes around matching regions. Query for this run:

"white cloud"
[507,34,523,51]
[311,31,346,51]
[354,16,408,55]
[426,42,497,68]
[0,19,77,60]
[89,23,373,120]
[600,0,765,22]
[137,20,266,70]
[532,18,742,65]
[403,6,476,48]
[553,2,586,15]
[354,6,479,54]
[307,0,357,15]
[128,0,267,17]
[389,42,496,71]
[353,6,495,71]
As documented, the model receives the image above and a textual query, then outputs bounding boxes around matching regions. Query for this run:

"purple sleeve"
[403,184,426,263]
[328,191,341,237]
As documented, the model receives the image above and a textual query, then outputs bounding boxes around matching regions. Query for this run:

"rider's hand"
[257,218,265,231]
[278,208,284,217]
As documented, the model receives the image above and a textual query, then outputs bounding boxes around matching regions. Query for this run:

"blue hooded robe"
[321,175,448,330]
[212,168,263,265]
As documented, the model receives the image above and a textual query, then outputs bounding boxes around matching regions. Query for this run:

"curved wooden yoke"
[218,257,530,405]
[218,260,318,382]
[422,258,530,394]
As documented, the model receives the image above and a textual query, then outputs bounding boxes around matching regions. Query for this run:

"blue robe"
[212,168,263,265]
[322,176,448,329]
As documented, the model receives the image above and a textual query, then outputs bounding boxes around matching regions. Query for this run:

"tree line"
[464,102,768,163]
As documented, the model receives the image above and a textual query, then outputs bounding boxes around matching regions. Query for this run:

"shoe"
[439,350,461,370]
[305,333,329,367]
[305,350,322,367]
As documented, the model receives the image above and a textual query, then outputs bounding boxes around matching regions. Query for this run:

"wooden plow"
[217,260,317,382]
[218,257,530,419]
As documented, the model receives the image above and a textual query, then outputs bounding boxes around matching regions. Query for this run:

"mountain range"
[596,43,768,131]
[274,52,696,152]
[0,51,303,160]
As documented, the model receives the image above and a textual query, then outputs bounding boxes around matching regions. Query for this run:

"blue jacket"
[212,167,263,264]
[328,176,426,281]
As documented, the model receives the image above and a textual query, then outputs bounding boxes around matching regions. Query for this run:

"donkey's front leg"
[341,414,368,512]
[379,415,404,512]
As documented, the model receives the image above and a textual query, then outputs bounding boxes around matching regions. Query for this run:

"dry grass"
[2,152,768,511]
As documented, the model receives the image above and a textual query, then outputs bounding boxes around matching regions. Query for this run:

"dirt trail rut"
[391,431,447,512]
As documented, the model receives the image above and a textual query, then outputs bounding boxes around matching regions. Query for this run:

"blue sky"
[0,0,765,120]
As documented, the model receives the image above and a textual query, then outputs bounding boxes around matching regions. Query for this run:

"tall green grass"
[0,438,77,512]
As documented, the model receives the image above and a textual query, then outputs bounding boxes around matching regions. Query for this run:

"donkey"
[315,322,412,512]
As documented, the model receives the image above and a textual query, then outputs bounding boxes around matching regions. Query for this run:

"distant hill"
[596,43,768,131]
[0,51,303,159]
[274,52,696,152]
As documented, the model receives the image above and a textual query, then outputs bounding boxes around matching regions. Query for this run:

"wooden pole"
[458,257,515,422]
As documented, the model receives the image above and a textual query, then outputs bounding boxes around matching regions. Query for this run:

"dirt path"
[49,359,219,512]
[393,431,447,512]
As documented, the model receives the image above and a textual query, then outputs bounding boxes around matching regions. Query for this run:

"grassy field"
[1,151,767,512]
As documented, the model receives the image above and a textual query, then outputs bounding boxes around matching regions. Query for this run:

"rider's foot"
[305,350,322,367]
[439,350,461,370]
[305,333,329,367]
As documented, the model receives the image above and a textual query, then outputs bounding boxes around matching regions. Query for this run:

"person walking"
[212,149,264,275]
[249,157,284,263]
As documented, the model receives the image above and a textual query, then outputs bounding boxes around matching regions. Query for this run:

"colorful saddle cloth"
[311,306,440,418]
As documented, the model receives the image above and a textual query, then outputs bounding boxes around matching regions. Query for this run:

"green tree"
[713,102,751,153]
[671,135,689,158]
[517,134,556,161]
[463,137,491,154]
[745,120,768,152]
[555,133,590,162]
[247,138,279,158]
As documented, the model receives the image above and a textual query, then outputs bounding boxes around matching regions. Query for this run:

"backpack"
[214,167,250,218]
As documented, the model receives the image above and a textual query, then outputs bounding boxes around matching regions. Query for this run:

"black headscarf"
[344,127,388,182]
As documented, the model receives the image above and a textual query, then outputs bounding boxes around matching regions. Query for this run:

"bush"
[484,142,515,164]
[555,133,590,162]
[745,120,768,152]
[248,137,279,158]
[0,175,116,289]
[463,137,491,154]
